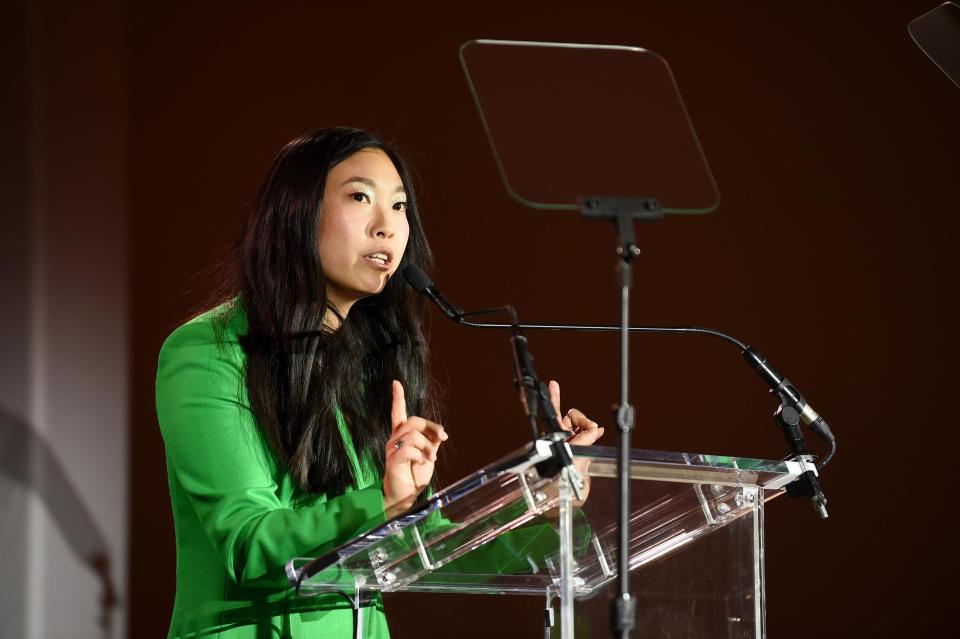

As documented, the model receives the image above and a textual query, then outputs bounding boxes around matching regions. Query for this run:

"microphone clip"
[773,403,829,519]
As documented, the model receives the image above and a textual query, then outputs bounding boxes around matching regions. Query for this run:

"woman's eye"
[351,191,371,203]
[393,201,408,212]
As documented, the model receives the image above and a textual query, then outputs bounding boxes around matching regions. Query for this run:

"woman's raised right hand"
[382,380,448,518]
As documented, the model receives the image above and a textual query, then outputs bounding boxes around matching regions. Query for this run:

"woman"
[155,128,603,638]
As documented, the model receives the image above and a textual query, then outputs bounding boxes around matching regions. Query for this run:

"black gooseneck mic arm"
[405,268,587,500]
[402,264,836,473]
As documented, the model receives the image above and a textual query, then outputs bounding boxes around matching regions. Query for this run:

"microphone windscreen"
[402,264,433,292]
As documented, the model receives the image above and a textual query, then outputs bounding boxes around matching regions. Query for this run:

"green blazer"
[155,304,390,638]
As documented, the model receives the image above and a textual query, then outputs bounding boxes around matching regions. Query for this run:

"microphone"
[402,265,464,321]
[509,327,566,436]
[510,329,539,419]
[742,348,835,446]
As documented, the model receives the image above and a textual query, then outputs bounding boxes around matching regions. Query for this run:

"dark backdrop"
[127,2,959,637]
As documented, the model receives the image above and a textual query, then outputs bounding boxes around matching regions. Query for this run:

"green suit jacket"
[155,304,390,638]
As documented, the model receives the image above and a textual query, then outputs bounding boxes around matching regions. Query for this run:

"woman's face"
[318,148,411,314]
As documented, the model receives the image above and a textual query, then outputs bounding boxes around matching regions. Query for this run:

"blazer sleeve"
[155,318,386,587]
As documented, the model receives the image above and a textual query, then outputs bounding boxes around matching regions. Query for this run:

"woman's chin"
[373,272,393,293]
[358,277,389,298]
[330,274,391,308]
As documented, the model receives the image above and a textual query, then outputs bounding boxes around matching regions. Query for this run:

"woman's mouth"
[363,252,391,271]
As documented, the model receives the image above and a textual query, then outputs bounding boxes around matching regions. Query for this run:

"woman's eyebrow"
[340,176,405,193]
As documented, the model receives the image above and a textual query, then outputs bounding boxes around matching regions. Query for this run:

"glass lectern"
[286,442,803,638]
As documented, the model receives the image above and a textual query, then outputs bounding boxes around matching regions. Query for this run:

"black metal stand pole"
[612,250,637,639]
[581,196,662,639]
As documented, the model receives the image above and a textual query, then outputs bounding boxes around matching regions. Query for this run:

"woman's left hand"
[548,380,604,446]
[547,380,604,505]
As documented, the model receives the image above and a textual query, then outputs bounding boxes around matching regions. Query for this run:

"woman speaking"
[155,128,603,637]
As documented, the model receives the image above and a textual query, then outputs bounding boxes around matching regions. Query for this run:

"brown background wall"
[10,0,954,637]
[129,2,958,637]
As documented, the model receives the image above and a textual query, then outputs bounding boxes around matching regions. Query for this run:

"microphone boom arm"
[401,265,835,512]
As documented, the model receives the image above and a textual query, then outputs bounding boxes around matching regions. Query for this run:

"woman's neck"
[322,303,349,332]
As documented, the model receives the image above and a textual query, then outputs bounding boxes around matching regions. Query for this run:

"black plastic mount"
[611,593,637,637]
[774,404,829,519]
[580,196,663,264]
[579,195,663,222]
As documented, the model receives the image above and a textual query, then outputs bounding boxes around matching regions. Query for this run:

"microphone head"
[402,264,433,293]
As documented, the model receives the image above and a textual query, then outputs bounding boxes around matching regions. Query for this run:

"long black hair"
[225,127,435,496]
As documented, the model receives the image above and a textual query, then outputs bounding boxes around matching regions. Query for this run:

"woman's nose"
[372,205,395,238]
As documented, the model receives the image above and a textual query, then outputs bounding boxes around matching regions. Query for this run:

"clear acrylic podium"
[286,442,804,638]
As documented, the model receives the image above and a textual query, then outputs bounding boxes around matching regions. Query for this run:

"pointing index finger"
[549,380,570,430]
[549,380,562,416]
[391,380,408,431]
